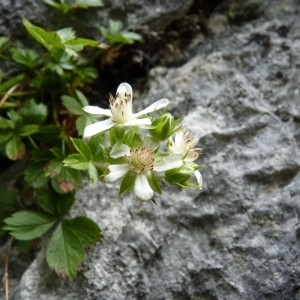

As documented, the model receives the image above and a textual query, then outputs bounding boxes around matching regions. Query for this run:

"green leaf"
[20,98,47,125]
[24,162,48,188]
[5,136,25,160]
[0,131,13,145]
[87,162,98,184]
[0,190,18,215]
[11,48,41,69]
[0,73,25,94]
[43,0,103,13]
[35,189,57,215]
[66,217,101,247]
[61,95,84,115]
[70,137,91,159]
[46,221,84,280]
[32,124,62,142]
[23,19,63,52]
[3,211,56,240]
[0,116,14,129]
[119,171,135,195]
[55,193,76,216]
[19,124,40,136]
[0,36,9,51]
[52,167,82,194]
[63,153,89,170]
[146,171,161,194]
[75,115,87,136]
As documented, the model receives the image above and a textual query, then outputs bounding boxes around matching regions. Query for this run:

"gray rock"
[0,0,193,42]
[4,0,300,299]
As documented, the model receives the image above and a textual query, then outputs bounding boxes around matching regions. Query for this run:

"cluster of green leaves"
[100,20,143,45]
[43,0,103,14]
[0,12,143,279]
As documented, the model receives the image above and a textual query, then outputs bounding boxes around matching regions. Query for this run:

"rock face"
[5,0,300,299]
[0,0,193,41]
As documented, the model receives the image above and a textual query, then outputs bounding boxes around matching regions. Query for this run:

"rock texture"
[3,0,300,299]
[0,0,193,41]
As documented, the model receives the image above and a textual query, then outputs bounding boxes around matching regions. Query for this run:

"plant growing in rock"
[0,14,202,283]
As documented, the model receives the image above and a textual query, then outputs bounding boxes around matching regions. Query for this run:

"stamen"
[127,146,154,174]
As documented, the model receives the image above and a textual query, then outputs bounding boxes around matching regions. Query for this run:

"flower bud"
[149,113,182,141]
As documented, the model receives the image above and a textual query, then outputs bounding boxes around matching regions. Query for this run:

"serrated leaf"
[63,153,89,170]
[5,136,25,160]
[23,19,63,52]
[70,137,91,159]
[11,48,41,69]
[24,162,48,188]
[52,167,81,194]
[3,211,56,240]
[20,98,47,125]
[66,217,101,247]
[56,28,75,42]
[119,171,135,195]
[46,221,84,280]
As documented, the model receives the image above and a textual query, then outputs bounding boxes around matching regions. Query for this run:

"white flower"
[105,146,183,201]
[83,82,169,138]
[169,126,202,161]
[169,126,203,187]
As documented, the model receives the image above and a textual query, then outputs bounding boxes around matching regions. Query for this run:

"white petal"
[134,98,169,117]
[110,143,131,159]
[124,117,152,126]
[134,174,153,201]
[194,170,203,188]
[153,154,183,172]
[83,106,112,116]
[83,118,115,138]
[117,83,133,98]
[105,164,128,182]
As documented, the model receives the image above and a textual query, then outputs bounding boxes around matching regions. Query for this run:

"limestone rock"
[4,0,300,299]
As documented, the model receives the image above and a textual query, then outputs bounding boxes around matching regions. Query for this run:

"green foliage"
[23,19,102,56]
[43,0,103,14]
[100,20,143,45]
[0,2,202,283]
[3,211,56,240]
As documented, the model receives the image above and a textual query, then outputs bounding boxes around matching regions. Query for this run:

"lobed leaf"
[46,221,85,280]
[3,211,56,240]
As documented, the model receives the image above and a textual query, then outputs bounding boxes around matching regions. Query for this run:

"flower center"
[127,146,154,174]
[110,91,133,124]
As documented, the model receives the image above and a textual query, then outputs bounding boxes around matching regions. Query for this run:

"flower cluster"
[65,82,203,201]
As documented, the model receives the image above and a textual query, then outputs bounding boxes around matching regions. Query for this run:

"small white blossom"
[83,82,169,138]
[169,126,202,187]
[105,146,183,201]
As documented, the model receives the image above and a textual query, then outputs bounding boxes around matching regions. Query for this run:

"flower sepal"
[119,171,136,196]
[149,113,182,141]
[146,171,162,194]
[165,163,203,188]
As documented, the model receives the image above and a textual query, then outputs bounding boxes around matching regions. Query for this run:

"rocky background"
[1,0,300,299]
